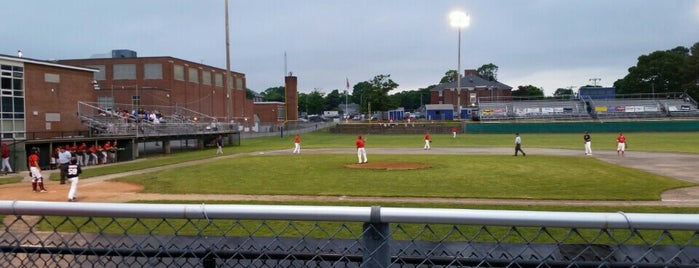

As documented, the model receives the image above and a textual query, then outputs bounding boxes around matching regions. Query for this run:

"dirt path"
[2,148,699,207]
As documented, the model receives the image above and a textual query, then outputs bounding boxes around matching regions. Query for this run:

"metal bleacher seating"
[78,102,233,137]
[478,98,591,121]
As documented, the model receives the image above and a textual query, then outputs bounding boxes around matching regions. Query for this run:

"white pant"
[585,141,592,155]
[293,143,300,154]
[617,142,625,152]
[2,157,12,173]
[68,177,79,200]
[357,148,367,163]
[424,140,431,149]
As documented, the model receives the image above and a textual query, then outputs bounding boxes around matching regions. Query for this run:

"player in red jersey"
[356,134,367,164]
[616,132,626,157]
[28,147,47,192]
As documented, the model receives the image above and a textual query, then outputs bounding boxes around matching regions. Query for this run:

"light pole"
[450,10,470,119]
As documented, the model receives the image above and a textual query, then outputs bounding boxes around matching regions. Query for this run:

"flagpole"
[345,78,349,122]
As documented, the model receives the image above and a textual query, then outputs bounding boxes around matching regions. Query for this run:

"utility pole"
[224,0,232,124]
[589,78,601,87]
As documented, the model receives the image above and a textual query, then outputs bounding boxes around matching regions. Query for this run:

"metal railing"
[2,201,699,267]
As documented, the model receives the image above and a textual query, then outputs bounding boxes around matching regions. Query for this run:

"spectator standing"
[57,146,72,184]
[514,133,526,157]
[616,132,626,157]
[424,132,431,150]
[28,147,47,192]
[356,134,368,164]
[1,143,12,174]
[63,157,82,202]
[292,134,301,154]
[216,135,224,155]
[583,131,592,155]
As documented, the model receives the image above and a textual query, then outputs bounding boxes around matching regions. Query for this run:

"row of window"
[89,63,244,89]
[0,64,25,139]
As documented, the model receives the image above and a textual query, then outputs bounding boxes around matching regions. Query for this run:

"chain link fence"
[2,201,699,267]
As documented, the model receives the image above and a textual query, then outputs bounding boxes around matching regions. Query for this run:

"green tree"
[389,86,434,110]
[681,42,699,100]
[245,88,256,99]
[512,85,544,98]
[351,81,371,113]
[440,70,458,83]
[307,90,326,115]
[363,74,399,113]
[262,86,285,102]
[614,46,689,95]
[477,63,499,81]
[324,89,342,111]
[553,88,573,97]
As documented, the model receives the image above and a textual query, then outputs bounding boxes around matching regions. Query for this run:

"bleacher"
[478,99,591,121]
[475,93,699,122]
[590,99,665,120]
[77,102,236,137]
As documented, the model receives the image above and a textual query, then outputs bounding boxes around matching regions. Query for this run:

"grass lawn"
[114,154,692,200]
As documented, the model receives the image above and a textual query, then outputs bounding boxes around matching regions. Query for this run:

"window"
[236,77,244,90]
[202,71,211,85]
[0,63,25,139]
[188,67,198,83]
[87,65,106,80]
[144,63,163,80]
[44,73,60,83]
[214,73,223,87]
[174,65,185,81]
[113,64,136,80]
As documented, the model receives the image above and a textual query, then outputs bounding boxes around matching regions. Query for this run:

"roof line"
[0,54,99,73]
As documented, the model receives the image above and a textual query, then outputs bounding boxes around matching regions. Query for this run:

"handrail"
[3,201,699,230]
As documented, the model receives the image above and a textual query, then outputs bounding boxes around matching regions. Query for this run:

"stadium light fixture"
[450,10,470,119]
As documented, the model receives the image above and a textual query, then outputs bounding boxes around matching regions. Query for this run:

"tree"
[307,90,326,115]
[613,46,689,95]
[476,63,499,81]
[389,86,434,110]
[324,89,342,111]
[363,74,399,113]
[512,85,544,98]
[245,88,256,99]
[553,88,574,97]
[681,42,699,100]
[262,86,285,102]
[440,70,458,83]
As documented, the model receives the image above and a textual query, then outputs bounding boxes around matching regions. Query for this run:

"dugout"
[425,104,455,120]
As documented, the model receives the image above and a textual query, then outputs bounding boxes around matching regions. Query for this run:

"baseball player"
[424,132,431,150]
[616,132,626,157]
[28,147,47,192]
[356,134,367,164]
[292,134,301,154]
[583,131,592,155]
[63,157,82,202]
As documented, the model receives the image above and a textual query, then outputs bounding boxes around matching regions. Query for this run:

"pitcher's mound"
[345,162,431,170]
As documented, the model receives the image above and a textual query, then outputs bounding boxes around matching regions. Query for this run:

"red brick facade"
[58,57,253,122]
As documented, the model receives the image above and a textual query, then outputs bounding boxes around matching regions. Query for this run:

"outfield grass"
[62,131,699,182]
[114,153,692,200]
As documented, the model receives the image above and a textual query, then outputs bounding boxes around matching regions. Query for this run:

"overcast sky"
[3,1,699,96]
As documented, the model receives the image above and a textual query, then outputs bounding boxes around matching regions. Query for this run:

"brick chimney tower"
[285,74,298,121]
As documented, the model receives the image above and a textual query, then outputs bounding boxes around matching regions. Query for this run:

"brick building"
[1,54,98,140]
[57,55,252,122]
[430,69,512,119]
